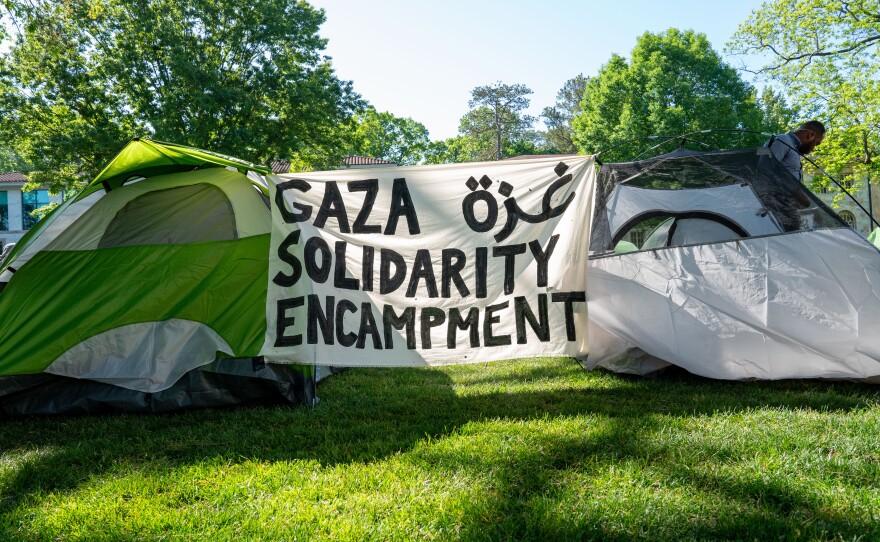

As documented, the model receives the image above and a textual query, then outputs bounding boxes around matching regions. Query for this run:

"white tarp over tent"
[587,228,880,380]
[584,147,880,381]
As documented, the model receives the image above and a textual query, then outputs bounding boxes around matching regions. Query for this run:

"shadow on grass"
[1,359,879,539]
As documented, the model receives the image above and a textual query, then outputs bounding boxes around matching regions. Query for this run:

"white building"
[807,173,880,236]
[0,172,64,251]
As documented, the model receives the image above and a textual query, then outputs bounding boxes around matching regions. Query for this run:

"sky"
[310,0,768,141]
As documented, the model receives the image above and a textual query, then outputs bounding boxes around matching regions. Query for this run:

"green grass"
[2,357,880,541]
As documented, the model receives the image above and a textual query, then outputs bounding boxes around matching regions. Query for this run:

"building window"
[810,181,831,194]
[628,228,646,247]
[0,191,7,230]
[839,210,857,229]
[21,189,50,230]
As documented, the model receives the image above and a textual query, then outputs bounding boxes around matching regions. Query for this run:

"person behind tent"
[761,121,826,230]
[766,120,826,182]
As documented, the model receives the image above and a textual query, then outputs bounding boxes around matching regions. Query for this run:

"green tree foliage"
[423,136,481,165]
[0,6,139,192]
[729,0,880,189]
[348,107,430,165]
[572,29,764,162]
[0,146,28,173]
[505,134,551,158]
[460,82,535,161]
[541,74,588,154]
[0,0,360,192]
[423,131,550,165]
[757,87,796,135]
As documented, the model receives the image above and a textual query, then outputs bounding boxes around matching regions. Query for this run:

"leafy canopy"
[541,74,588,154]
[729,0,880,191]
[348,107,431,166]
[572,29,766,162]
[423,136,481,165]
[0,0,360,192]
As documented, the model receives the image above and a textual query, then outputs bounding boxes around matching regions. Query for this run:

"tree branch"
[768,33,880,66]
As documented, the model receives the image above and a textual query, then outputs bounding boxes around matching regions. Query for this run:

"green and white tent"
[0,139,316,415]
[869,227,880,249]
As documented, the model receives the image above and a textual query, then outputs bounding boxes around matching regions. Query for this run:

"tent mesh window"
[99,184,237,248]
[591,148,847,253]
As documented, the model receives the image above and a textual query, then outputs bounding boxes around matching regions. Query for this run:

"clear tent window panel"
[591,148,849,254]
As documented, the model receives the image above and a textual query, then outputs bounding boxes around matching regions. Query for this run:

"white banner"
[262,155,595,366]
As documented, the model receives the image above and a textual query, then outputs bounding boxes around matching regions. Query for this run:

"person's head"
[795,120,826,154]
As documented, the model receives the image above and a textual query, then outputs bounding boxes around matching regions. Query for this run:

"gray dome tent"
[586,147,880,380]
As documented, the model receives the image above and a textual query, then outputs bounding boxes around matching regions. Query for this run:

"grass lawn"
[1,357,879,541]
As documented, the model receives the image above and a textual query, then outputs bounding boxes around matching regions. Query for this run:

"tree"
[423,132,551,165]
[505,133,552,157]
[422,136,481,165]
[572,29,764,162]
[348,107,431,165]
[541,74,588,153]
[729,0,880,75]
[0,0,361,192]
[0,7,140,192]
[757,87,796,136]
[460,82,535,161]
[728,0,880,190]
[0,146,28,173]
